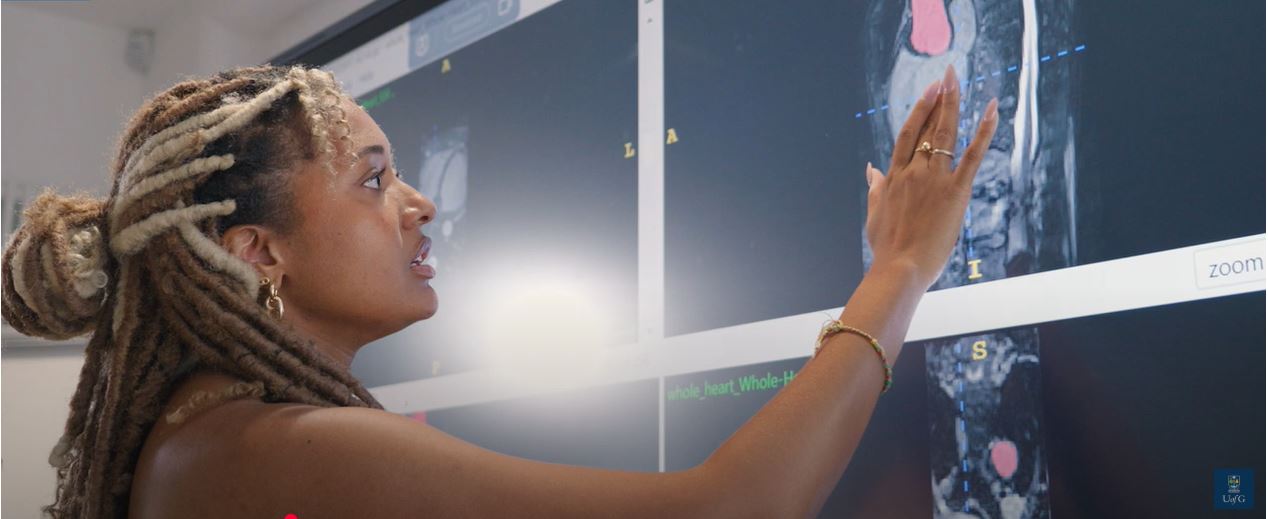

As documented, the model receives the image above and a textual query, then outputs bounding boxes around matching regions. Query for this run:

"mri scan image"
[862,0,1078,289]
[926,328,1050,518]
[416,125,470,281]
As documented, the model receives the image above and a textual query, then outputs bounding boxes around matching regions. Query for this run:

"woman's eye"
[362,170,385,190]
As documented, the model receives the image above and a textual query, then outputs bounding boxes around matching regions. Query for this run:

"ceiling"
[13,0,342,44]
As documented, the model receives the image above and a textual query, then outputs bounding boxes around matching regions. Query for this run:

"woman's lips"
[410,236,435,279]
[409,235,431,266]
[411,263,436,279]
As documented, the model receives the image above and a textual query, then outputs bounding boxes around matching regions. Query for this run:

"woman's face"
[231,97,439,360]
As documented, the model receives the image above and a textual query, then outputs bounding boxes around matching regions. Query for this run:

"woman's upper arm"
[243,405,740,519]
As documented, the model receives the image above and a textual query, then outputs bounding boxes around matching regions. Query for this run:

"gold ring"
[917,141,955,158]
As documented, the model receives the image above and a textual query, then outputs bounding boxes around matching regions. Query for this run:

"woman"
[1,63,996,518]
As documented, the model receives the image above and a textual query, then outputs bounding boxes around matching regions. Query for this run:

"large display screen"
[278,0,1266,516]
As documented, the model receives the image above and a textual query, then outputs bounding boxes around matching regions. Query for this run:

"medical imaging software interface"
[306,0,1265,517]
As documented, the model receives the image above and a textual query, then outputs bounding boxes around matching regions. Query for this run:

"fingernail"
[922,79,940,103]
[943,64,957,94]
[866,162,874,186]
[984,98,999,122]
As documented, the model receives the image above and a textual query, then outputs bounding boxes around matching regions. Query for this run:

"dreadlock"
[0,64,387,519]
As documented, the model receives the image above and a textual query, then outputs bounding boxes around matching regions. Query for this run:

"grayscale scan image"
[926,328,1050,518]
[861,0,1078,290]
[417,125,469,282]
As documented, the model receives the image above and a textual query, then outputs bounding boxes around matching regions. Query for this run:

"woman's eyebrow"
[355,145,386,160]
[355,144,398,168]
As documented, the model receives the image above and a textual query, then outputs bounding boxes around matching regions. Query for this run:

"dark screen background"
[663,293,1265,518]
[664,0,1264,337]
[350,0,639,386]
[286,1,1267,515]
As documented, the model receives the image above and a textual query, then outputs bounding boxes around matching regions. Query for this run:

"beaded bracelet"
[813,319,892,394]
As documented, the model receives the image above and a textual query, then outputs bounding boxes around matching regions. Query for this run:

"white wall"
[2,8,147,516]
[1,2,375,516]
[1,345,86,518]
[1,5,147,199]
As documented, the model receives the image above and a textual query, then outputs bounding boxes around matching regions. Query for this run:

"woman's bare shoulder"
[129,399,330,518]
[133,400,720,519]
[130,401,503,518]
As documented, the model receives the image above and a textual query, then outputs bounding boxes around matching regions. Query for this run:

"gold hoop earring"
[259,276,285,320]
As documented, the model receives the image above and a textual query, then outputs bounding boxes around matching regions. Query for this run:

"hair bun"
[2,188,111,340]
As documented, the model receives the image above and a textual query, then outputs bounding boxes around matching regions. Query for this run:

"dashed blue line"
[964,480,969,492]
[959,420,965,432]
[955,343,962,354]
[854,43,1086,122]
[958,380,964,392]
[957,362,963,374]
[959,401,965,412]
[962,459,968,472]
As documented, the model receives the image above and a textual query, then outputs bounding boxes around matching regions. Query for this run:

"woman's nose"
[403,186,437,228]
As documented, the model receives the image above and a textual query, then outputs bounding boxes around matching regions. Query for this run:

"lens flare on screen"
[479,270,611,386]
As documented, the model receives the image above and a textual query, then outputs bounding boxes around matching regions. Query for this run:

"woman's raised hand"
[863,64,999,290]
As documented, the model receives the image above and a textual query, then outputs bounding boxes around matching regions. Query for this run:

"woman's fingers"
[911,83,945,170]
[930,65,961,173]
[890,77,943,172]
[865,161,885,191]
[864,162,886,242]
[953,97,999,189]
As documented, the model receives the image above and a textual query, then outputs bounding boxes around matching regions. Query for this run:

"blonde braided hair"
[1,64,381,519]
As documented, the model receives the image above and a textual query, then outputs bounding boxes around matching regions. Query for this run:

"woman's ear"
[221,224,287,283]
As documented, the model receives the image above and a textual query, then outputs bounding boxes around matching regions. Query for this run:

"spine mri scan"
[862,1,1077,517]
[862,0,1077,290]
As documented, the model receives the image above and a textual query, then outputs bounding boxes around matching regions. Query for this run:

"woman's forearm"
[698,260,927,518]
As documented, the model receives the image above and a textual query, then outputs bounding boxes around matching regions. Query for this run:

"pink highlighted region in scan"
[910,0,951,55]
[991,439,1019,479]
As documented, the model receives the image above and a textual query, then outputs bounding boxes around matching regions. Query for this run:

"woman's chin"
[415,294,438,320]
[396,281,438,322]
